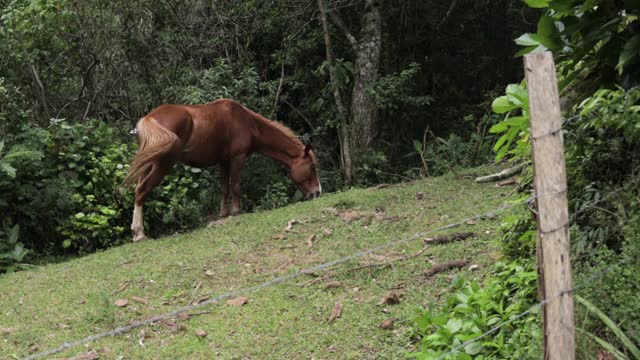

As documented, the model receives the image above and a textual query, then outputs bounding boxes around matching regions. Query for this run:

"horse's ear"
[304,143,313,156]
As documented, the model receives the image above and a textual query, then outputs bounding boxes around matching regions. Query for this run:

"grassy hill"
[0,170,513,359]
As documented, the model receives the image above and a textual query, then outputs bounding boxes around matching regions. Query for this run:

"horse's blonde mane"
[240,102,317,162]
[247,107,301,143]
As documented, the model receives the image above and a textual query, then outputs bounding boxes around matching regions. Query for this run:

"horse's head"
[290,143,322,199]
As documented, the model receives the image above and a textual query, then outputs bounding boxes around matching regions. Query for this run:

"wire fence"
[22,173,637,360]
[435,176,640,360]
[23,195,536,360]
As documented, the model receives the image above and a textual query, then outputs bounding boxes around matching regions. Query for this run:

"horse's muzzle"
[307,191,321,199]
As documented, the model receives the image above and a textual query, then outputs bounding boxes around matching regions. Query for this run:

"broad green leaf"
[0,162,17,178]
[524,0,551,8]
[529,33,558,50]
[8,225,19,244]
[616,35,640,74]
[489,121,509,134]
[537,15,557,40]
[413,139,423,153]
[446,318,463,334]
[13,243,26,261]
[506,84,529,109]
[464,341,483,355]
[491,96,517,114]
[515,33,540,47]
[514,45,541,57]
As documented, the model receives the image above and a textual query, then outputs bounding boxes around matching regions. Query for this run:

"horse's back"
[144,100,254,166]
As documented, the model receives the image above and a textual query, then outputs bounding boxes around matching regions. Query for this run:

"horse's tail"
[124,117,180,186]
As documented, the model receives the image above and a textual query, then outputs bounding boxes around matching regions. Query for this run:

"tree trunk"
[350,0,382,150]
[317,0,354,184]
[28,63,50,122]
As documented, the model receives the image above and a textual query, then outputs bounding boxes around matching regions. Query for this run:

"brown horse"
[124,99,321,242]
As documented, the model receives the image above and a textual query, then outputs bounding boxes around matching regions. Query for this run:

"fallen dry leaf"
[306,234,317,248]
[114,299,129,307]
[205,269,214,276]
[321,207,339,216]
[325,281,343,289]
[322,228,333,236]
[0,327,16,335]
[415,192,424,200]
[378,292,401,306]
[271,234,287,240]
[206,219,226,228]
[195,329,207,338]
[284,219,300,232]
[131,296,149,305]
[114,281,131,294]
[469,264,480,271]
[340,210,366,223]
[379,319,394,330]
[226,297,249,306]
[328,302,343,323]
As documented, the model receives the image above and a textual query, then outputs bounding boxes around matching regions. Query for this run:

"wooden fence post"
[525,51,575,360]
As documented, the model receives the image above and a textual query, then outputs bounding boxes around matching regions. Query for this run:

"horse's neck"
[251,114,301,167]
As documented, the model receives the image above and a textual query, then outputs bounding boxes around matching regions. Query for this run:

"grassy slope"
[0,170,512,359]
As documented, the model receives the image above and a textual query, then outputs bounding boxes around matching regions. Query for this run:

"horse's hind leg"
[229,154,247,216]
[131,161,173,241]
[218,162,230,218]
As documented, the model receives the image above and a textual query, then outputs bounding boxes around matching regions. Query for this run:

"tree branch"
[328,11,358,49]
[436,0,458,32]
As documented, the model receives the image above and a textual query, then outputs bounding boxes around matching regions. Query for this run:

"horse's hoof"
[133,234,147,242]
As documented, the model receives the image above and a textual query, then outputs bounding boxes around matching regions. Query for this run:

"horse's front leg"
[229,154,247,216]
[219,162,230,218]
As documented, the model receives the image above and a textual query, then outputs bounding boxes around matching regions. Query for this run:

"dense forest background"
[0,0,536,251]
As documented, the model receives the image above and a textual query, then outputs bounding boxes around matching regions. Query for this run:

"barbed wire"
[23,194,539,360]
[23,112,635,360]
[435,176,639,360]
[435,255,633,360]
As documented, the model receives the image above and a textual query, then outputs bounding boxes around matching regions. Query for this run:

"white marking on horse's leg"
[131,204,147,242]
[317,175,322,194]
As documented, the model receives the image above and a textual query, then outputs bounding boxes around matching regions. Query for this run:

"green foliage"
[517,0,640,89]
[0,224,30,273]
[410,261,540,359]
[1,120,214,255]
[369,63,433,111]
[576,295,640,360]
[410,112,498,179]
[498,198,537,260]
[489,82,530,162]
[166,59,275,113]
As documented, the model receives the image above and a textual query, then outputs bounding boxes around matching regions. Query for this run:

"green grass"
[0,170,513,359]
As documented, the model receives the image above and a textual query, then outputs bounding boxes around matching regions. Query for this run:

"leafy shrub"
[165,58,275,113]
[369,63,433,111]
[1,120,214,256]
[0,224,29,273]
[410,261,540,360]
[489,81,530,162]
